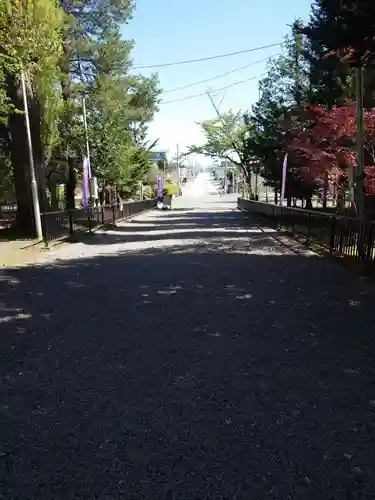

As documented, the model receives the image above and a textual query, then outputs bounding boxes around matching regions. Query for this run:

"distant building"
[148,150,168,167]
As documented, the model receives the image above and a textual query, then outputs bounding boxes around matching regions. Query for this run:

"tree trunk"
[60,41,77,211]
[65,157,76,209]
[336,190,345,214]
[7,74,44,235]
[9,111,34,233]
[241,166,252,198]
[49,182,59,210]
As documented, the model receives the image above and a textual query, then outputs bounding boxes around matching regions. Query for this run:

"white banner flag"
[280,153,288,205]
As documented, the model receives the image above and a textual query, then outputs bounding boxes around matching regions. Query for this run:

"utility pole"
[355,66,365,221]
[255,166,259,200]
[224,158,228,194]
[78,56,91,180]
[82,96,95,204]
[21,71,43,241]
[82,96,91,178]
[176,143,180,193]
[355,65,365,259]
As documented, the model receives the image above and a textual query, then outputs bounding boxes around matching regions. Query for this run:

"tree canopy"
[190,4,375,211]
[0,0,161,233]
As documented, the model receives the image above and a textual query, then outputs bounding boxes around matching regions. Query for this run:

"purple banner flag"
[157,175,163,199]
[82,156,89,208]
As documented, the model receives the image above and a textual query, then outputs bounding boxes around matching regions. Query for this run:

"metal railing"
[42,198,157,244]
[238,198,375,264]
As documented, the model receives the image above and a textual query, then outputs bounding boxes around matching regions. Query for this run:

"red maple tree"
[286,103,375,195]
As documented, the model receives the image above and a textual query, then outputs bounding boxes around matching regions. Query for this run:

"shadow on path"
[1,208,375,498]
[82,210,273,247]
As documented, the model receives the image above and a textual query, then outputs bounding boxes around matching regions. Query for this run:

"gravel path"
[1,195,375,499]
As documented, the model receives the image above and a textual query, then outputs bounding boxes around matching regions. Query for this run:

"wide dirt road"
[1,194,375,499]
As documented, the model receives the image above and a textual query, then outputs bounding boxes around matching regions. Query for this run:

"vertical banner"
[157,175,163,200]
[280,153,288,205]
[82,156,89,208]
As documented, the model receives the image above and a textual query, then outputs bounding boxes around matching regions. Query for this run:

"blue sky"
[124,0,313,163]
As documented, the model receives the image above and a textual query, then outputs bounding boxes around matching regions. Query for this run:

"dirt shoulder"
[0,239,68,268]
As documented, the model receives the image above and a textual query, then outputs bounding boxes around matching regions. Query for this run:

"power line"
[161,73,267,105]
[133,42,282,69]
[163,53,282,94]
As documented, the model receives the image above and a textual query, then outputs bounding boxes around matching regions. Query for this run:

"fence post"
[364,221,373,262]
[68,211,74,236]
[329,216,336,252]
[88,208,92,233]
[338,221,344,253]
[307,212,312,242]
[357,220,366,261]
[41,214,48,246]
[276,206,281,231]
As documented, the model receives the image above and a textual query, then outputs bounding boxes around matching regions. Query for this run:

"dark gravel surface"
[1,202,375,499]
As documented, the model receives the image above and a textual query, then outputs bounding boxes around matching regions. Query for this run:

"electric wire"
[161,73,267,104]
[133,42,282,69]
[163,53,283,94]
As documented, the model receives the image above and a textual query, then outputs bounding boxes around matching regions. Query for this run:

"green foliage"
[86,72,160,197]
[56,0,161,202]
[304,0,375,66]
[163,182,179,196]
[0,0,162,224]
[190,18,358,199]
[146,163,160,185]
[0,0,64,114]
[0,152,14,202]
[188,111,246,163]
[187,110,255,188]
[0,0,63,67]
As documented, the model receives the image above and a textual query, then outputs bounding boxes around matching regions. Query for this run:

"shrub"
[163,182,178,196]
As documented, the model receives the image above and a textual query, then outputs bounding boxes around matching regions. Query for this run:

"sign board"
[150,153,164,162]
[89,177,98,199]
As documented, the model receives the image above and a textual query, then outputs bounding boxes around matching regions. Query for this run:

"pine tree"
[304,0,375,66]
[58,0,160,207]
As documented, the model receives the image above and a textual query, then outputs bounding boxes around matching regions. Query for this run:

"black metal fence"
[42,198,157,244]
[238,198,375,264]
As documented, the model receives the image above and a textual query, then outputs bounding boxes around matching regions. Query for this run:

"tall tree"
[57,0,134,208]
[303,0,375,109]
[187,110,255,186]
[304,0,375,66]
[0,0,64,232]
[303,0,375,216]
[301,7,353,108]
[58,0,161,207]
[245,29,310,202]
